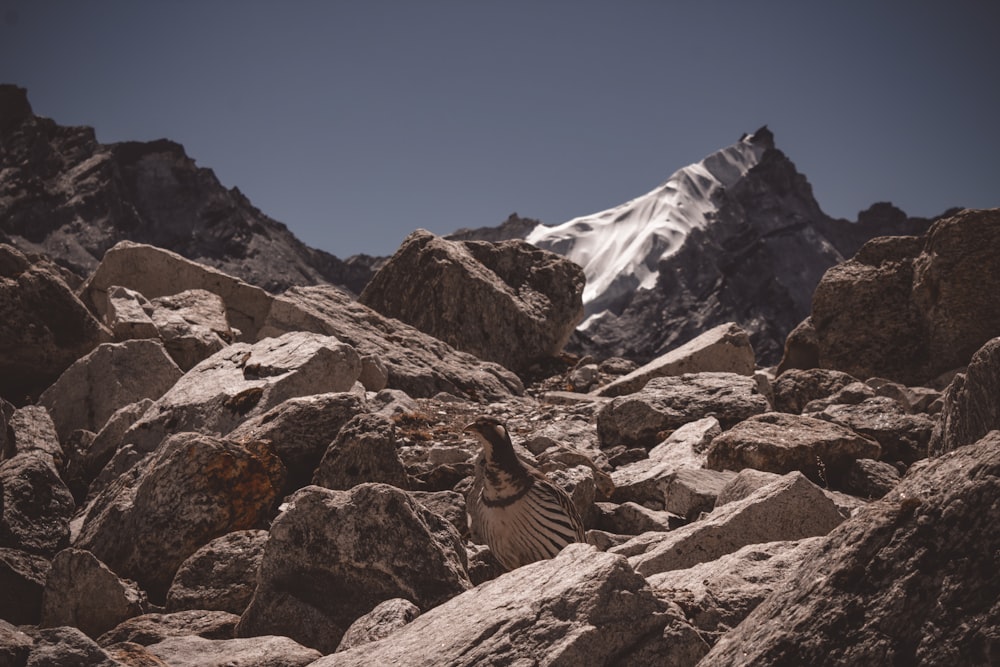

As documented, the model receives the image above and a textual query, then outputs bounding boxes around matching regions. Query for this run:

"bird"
[464,415,586,571]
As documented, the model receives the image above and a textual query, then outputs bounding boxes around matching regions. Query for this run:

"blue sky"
[2,1,998,257]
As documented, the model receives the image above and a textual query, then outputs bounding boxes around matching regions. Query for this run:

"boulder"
[104,285,159,340]
[0,244,112,402]
[814,396,934,465]
[23,626,121,667]
[929,337,1000,455]
[662,468,738,519]
[80,241,274,341]
[0,547,50,625]
[714,468,783,507]
[236,484,471,654]
[146,635,321,667]
[771,367,858,414]
[165,530,268,615]
[260,284,524,400]
[811,208,1000,385]
[701,431,1000,666]
[592,501,683,535]
[407,490,467,538]
[358,230,584,375]
[613,472,844,577]
[597,373,770,449]
[312,413,409,491]
[842,458,901,499]
[314,544,709,666]
[228,392,367,493]
[81,399,154,498]
[40,548,147,639]
[596,323,756,397]
[800,380,876,412]
[0,452,74,556]
[75,432,283,603]
[38,340,182,441]
[97,610,240,647]
[147,289,235,370]
[648,537,823,644]
[121,331,361,454]
[335,598,421,652]
[705,412,881,488]
[4,405,63,462]
[0,619,32,667]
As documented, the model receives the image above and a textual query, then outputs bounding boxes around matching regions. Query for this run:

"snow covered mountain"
[526,128,771,323]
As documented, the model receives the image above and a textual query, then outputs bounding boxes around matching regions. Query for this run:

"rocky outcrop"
[146,634,321,667]
[0,85,373,294]
[0,244,111,402]
[701,431,1000,666]
[359,230,584,376]
[929,337,1000,455]
[810,207,1000,384]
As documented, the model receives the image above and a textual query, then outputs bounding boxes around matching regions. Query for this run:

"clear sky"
[2,1,998,258]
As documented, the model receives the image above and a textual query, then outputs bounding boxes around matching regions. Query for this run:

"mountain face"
[487,128,934,365]
[0,85,375,294]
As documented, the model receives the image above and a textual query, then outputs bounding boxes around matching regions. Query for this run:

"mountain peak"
[0,84,33,134]
[745,125,774,149]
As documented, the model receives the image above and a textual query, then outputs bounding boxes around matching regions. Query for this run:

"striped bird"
[465,416,586,571]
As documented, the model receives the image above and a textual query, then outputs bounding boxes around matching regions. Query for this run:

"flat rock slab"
[146,635,321,667]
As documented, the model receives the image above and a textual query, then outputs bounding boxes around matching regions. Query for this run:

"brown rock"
[312,413,409,491]
[0,547,50,624]
[815,396,934,465]
[165,530,268,615]
[929,337,1000,455]
[771,367,858,414]
[97,610,240,647]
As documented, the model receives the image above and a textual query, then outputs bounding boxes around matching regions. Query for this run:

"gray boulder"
[75,432,283,603]
[260,284,524,400]
[4,405,63,463]
[0,619,32,667]
[930,337,1000,455]
[314,544,709,666]
[701,430,1000,666]
[24,626,120,667]
[814,396,934,465]
[596,322,756,397]
[166,530,268,615]
[613,472,844,577]
[706,412,881,488]
[38,340,182,441]
[359,229,584,375]
[104,285,159,340]
[597,373,769,449]
[335,598,421,652]
[236,483,471,654]
[0,451,74,557]
[97,610,240,647]
[0,244,111,402]
[312,413,409,491]
[228,392,367,493]
[146,635,321,667]
[40,548,146,639]
[148,289,235,370]
[122,331,361,454]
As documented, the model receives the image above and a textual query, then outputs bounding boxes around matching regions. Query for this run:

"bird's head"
[464,415,515,464]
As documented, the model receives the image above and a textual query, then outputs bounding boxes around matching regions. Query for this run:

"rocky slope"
[0,85,376,294]
[1,207,998,665]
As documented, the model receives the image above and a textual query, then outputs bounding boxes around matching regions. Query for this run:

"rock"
[929,337,1000,455]
[38,340,182,442]
[312,413,409,491]
[147,289,235,370]
[24,626,121,667]
[80,242,275,341]
[82,400,154,497]
[104,286,159,340]
[4,405,63,462]
[121,332,361,455]
[335,598,420,652]
[593,501,683,534]
[596,323,756,397]
[0,452,74,556]
[597,373,770,449]
[145,635,321,667]
[408,490,467,537]
[102,643,166,667]
[714,468,783,507]
[814,396,934,465]
[775,317,819,374]
[97,611,240,647]
[40,548,147,639]
[662,468,738,519]
[236,484,471,654]
[801,380,876,411]
[0,547,50,624]
[842,458,901,499]
[705,412,881,488]
[0,245,112,402]
[648,537,823,644]
[0,619,33,667]
[75,432,283,603]
[614,472,844,577]
[260,285,525,400]
[165,530,268,615]
[771,368,858,414]
[228,392,367,493]
[811,208,1000,385]
[867,377,942,413]
[700,430,1000,666]
[359,230,584,375]
[357,353,388,392]
[314,544,709,666]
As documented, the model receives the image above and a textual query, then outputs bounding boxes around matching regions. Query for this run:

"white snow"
[526,131,768,326]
